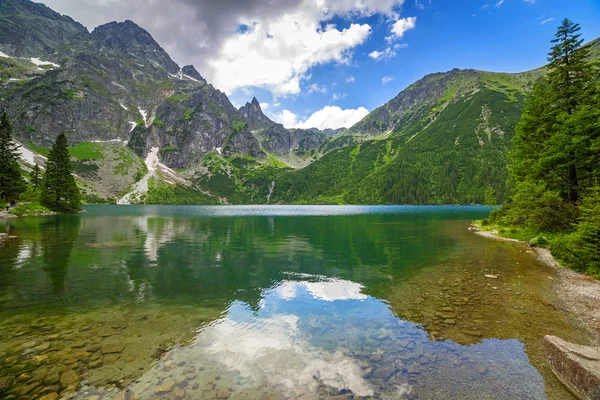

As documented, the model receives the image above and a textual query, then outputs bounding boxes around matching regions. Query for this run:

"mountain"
[3,0,599,205]
[239,97,274,131]
[0,0,87,57]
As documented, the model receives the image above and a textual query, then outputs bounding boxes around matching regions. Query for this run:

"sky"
[40,0,600,130]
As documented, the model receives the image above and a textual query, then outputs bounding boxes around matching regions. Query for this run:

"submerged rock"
[544,335,600,400]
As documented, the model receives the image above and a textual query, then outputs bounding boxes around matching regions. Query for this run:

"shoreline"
[470,223,600,344]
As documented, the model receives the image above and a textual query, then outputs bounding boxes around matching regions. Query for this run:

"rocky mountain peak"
[181,65,206,83]
[239,97,273,131]
[0,0,88,57]
[90,20,179,73]
[91,20,158,49]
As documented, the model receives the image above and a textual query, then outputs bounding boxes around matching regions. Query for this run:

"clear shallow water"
[0,205,590,399]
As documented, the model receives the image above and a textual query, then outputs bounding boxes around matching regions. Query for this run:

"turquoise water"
[0,205,587,399]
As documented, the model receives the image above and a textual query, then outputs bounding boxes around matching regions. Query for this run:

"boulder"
[544,335,600,400]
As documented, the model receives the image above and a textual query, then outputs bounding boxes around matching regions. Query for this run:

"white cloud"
[307,83,327,94]
[369,47,396,60]
[393,43,408,49]
[202,0,412,97]
[495,0,504,7]
[272,109,300,127]
[43,0,409,97]
[330,92,347,102]
[345,76,355,83]
[389,16,416,39]
[382,75,394,85]
[540,17,553,25]
[524,0,535,3]
[208,17,371,97]
[261,102,270,110]
[275,105,369,130]
[414,0,425,10]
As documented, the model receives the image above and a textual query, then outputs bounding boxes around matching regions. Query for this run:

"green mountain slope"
[262,69,544,204]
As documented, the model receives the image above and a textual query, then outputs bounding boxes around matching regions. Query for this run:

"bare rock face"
[544,335,600,400]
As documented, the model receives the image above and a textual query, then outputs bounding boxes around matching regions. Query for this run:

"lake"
[0,205,590,399]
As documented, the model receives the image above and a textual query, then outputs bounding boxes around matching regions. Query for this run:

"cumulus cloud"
[272,109,301,127]
[274,106,369,130]
[389,16,417,39]
[368,47,396,60]
[43,0,406,97]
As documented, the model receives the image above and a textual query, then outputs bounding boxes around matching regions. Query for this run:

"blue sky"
[224,0,600,129]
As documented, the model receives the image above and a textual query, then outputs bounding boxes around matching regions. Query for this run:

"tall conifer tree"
[41,132,81,212]
[0,113,25,202]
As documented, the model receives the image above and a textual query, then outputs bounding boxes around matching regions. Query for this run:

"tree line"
[489,18,600,276]
[0,113,80,213]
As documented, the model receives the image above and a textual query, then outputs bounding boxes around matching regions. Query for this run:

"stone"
[155,380,175,393]
[31,354,49,364]
[44,371,60,385]
[89,360,103,369]
[0,376,13,390]
[60,370,79,387]
[175,388,186,398]
[216,389,231,399]
[484,274,498,279]
[104,353,121,363]
[86,345,101,353]
[20,382,40,395]
[39,394,59,400]
[101,344,125,354]
[544,335,600,400]
[18,373,31,382]
[463,330,483,337]
[444,319,456,325]
[371,366,395,380]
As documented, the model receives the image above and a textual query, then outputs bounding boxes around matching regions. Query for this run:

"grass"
[25,142,50,157]
[69,142,105,160]
[9,202,52,216]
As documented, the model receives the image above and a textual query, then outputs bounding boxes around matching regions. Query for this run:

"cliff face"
[0,8,266,169]
[0,0,87,57]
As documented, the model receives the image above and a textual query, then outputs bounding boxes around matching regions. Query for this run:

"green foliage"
[552,185,600,277]
[9,202,52,216]
[503,19,599,232]
[0,113,26,202]
[145,177,218,204]
[127,125,148,157]
[496,20,600,277]
[41,133,81,213]
[153,118,164,128]
[69,142,104,160]
[19,185,41,202]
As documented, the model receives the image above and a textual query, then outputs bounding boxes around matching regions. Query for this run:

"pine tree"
[544,18,595,203]
[40,133,81,213]
[0,113,25,202]
[548,19,593,114]
[30,163,42,189]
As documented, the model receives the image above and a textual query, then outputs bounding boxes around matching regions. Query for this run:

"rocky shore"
[470,224,600,342]
[471,224,600,399]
